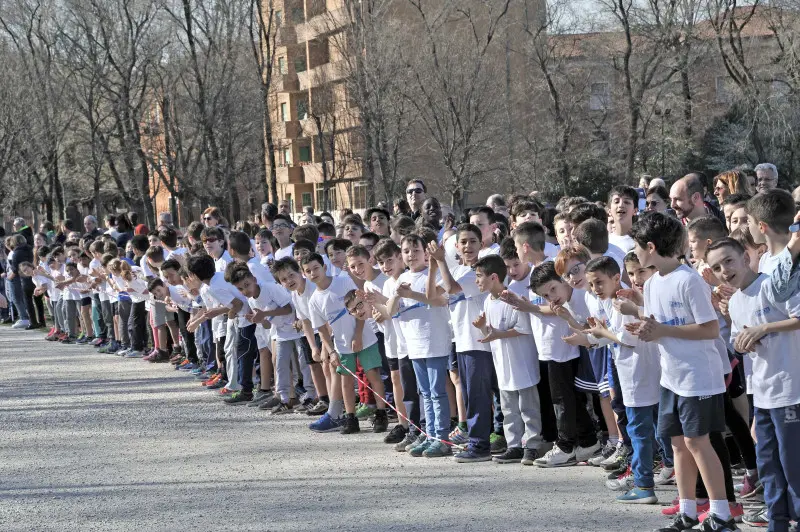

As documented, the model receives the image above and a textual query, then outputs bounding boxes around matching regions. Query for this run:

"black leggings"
[724,391,757,470]
[696,431,736,502]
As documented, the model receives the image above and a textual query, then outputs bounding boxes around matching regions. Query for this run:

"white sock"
[608,437,620,446]
[327,399,344,419]
[709,499,731,520]
[746,468,758,477]
[679,499,697,519]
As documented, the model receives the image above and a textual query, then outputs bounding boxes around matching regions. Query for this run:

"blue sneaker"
[190,367,204,375]
[179,363,197,371]
[453,447,492,463]
[408,438,432,457]
[309,413,345,433]
[616,487,657,504]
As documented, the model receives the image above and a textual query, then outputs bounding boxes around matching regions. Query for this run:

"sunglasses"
[406,187,424,195]
[203,216,215,221]
[645,201,661,208]
[202,237,218,244]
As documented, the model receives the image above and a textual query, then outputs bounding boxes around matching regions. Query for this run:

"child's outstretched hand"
[701,267,720,287]
[562,330,591,347]
[584,316,609,338]
[478,325,501,343]
[426,241,446,263]
[396,282,412,298]
[472,312,486,330]
[371,306,385,323]
[616,287,643,306]
[613,296,639,317]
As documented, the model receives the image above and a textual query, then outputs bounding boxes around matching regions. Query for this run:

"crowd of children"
[7,173,800,532]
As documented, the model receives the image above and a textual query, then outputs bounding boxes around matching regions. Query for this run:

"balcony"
[297,60,347,90]
[303,160,363,183]
[276,26,296,46]
[276,165,305,184]
[295,8,348,43]
[274,72,300,92]
[300,107,359,135]
[274,120,302,139]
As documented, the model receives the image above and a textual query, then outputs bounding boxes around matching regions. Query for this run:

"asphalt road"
[0,327,761,531]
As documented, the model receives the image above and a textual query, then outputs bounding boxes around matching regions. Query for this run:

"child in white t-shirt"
[708,237,800,530]
[472,255,544,465]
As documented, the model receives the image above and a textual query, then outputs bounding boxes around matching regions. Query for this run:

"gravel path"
[0,328,761,531]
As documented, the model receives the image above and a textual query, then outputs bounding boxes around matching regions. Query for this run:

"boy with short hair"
[722,193,751,232]
[707,237,800,532]
[472,255,544,464]
[342,214,365,245]
[747,189,794,275]
[607,185,639,253]
[324,238,352,278]
[626,212,733,530]
[553,212,573,249]
[686,216,727,273]
[272,214,295,260]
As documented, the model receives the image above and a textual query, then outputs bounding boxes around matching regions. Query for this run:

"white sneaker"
[606,467,634,491]
[12,319,30,329]
[124,350,144,358]
[116,348,131,357]
[533,445,576,468]
[654,465,676,485]
[575,441,603,462]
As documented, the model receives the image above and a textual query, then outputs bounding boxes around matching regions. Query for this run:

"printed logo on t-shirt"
[754,306,772,318]
[657,315,687,327]
[669,300,684,309]
[531,295,545,305]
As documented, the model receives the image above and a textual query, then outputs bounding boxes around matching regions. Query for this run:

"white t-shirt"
[484,296,539,391]
[543,242,560,259]
[371,275,406,359]
[759,248,784,275]
[201,271,252,328]
[395,269,451,359]
[165,247,187,261]
[563,288,593,325]
[275,244,294,261]
[441,264,491,354]
[608,233,635,254]
[247,257,275,285]
[125,267,149,303]
[292,279,316,325]
[167,284,193,312]
[309,275,377,355]
[729,274,800,409]
[478,243,500,258]
[249,281,300,341]
[527,265,579,363]
[363,271,388,335]
[604,249,626,274]
[643,264,726,397]
[605,299,662,407]
[214,250,232,273]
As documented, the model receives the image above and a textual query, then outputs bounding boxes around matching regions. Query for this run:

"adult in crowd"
[278,199,292,217]
[13,218,34,246]
[104,214,120,239]
[261,202,278,229]
[393,198,413,218]
[754,162,779,193]
[202,207,226,229]
[669,173,723,224]
[645,185,670,214]
[54,219,75,245]
[158,212,175,230]
[83,215,103,239]
[405,179,427,220]
[713,169,751,205]
[486,194,509,218]
[114,213,134,249]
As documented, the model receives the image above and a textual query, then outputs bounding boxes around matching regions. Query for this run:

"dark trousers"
[176,308,197,363]
[457,350,494,453]
[755,404,800,531]
[128,301,147,351]
[117,299,131,346]
[22,279,38,326]
[100,300,115,341]
[538,360,558,443]
[696,431,735,502]
[33,294,46,327]
[236,324,259,394]
[725,390,757,470]
[548,358,597,452]
[399,356,421,434]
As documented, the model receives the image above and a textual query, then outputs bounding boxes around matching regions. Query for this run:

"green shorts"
[336,342,382,376]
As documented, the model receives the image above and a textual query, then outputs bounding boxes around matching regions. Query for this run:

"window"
[316,185,338,210]
[282,147,291,166]
[291,7,304,23]
[589,82,610,111]
[275,10,282,26]
[294,57,307,73]
[352,182,368,210]
[297,99,309,120]
[299,146,311,162]
[302,192,312,208]
[716,76,735,104]
[278,57,287,75]
[280,102,288,122]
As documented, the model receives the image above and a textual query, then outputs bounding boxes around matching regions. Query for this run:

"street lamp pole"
[655,106,671,177]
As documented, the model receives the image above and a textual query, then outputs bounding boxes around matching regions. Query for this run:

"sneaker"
[521,448,539,466]
[575,441,602,462]
[207,379,227,390]
[271,402,295,415]
[655,513,701,531]
[224,391,253,405]
[588,440,617,466]
[741,506,768,527]
[383,424,408,444]
[355,403,376,420]
[124,350,144,358]
[423,440,452,458]
[655,465,676,485]
[408,437,431,457]
[115,347,131,357]
[452,446,493,463]
[217,387,235,396]
[309,413,345,433]
[294,399,315,414]
[98,342,119,354]
[258,395,283,410]
[150,350,171,363]
[90,337,105,346]
[76,335,94,345]
[601,445,631,470]
[340,414,360,434]
[699,503,743,524]
[533,445,577,468]
[306,400,328,416]
[202,374,221,387]
[616,486,657,504]
[394,432,418,452]
[489,433,507,455]
[699,514,740,531]
[739,473,763,499]
[169,353,184,365]
[60,336,77,345]
[12,319,30,329]
[662,498,709,517]
[372,409,389,433]
[448,426,469,446]
[247,389,274,407]
[605,466,633,491]
[493,447,524,464]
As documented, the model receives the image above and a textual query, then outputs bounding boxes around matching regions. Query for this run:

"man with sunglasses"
[405,179,427,221]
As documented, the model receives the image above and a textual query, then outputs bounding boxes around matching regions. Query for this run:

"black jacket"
[10,243,33,274]
[15,226,34,246]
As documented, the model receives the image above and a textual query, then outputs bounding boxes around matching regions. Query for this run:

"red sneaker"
[698,502,743,523]
[662,498,709,516]
[202,374,220,387]
[218,387,234,396]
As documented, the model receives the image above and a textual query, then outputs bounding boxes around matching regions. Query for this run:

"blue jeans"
[755,404,800,532]
[9,277,28,321]
[626,404,659,489]
[457,350,494,453]
[412,356,450,441]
